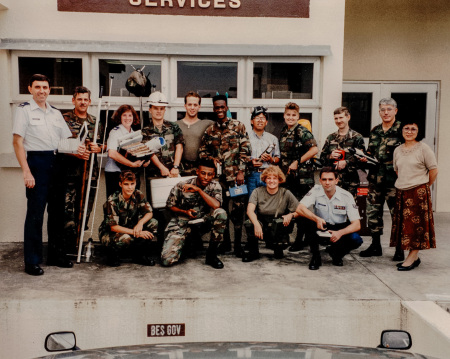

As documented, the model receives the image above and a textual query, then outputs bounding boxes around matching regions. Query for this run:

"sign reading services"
[147,323,186,337]
[58,0,309,18]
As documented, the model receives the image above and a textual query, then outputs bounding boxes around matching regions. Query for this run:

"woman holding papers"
[105,105,147,197]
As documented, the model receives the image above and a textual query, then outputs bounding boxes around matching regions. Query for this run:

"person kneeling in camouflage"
[99,170,158,267]
[162,159,227,269]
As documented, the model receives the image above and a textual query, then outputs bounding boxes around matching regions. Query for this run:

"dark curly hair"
[112,104,140,126]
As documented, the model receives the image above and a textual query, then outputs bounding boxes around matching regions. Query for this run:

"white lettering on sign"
[129,0,241,8]
[147,323,185,337]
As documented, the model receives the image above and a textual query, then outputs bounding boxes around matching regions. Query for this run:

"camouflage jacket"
[367,120,402,185]
[142,120,185,175]
[99,189,152,235]
[167,177,223,219]
[279,123,317,181]
[198,118,251,184]
[320,128,365,180]
[63,110,104,178]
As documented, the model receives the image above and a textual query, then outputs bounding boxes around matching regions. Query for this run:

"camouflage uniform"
[142,120,185,177]
[62,110,104,249]
[279,123,317,199]
[198,118,251,250]
[366,121,402,235]
[279,123,318,248]
[99,189,158,255]
[162,177,227,266]
[320,128,365,197]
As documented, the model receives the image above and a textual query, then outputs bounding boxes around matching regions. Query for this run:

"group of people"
[13,73,438,276]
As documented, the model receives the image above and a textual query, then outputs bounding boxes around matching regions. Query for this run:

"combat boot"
[242,234,260,262]
[205,241,224,269]
[359,234,382,257]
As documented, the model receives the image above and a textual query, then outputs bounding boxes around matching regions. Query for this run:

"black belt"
[27,151,56,156]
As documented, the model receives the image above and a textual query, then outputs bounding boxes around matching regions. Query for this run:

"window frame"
[11,51,89,106]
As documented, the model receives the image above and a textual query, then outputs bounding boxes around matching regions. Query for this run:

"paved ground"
[2,213,450,305]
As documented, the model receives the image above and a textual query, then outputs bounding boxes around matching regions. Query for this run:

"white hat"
[148,91,169,107]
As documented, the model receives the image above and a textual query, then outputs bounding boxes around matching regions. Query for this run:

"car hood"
[35,341,440,359]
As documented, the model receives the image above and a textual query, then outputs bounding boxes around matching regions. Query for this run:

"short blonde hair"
[261,165,286,184]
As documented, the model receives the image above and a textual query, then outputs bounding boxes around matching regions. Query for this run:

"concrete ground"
[1,213,450,359]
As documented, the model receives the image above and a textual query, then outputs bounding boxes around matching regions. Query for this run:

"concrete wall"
[3,298,450,359]
[343,0,450,212]
[1,298,401,359]
[0,0,346,243]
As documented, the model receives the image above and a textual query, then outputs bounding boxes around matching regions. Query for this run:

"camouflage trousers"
[64,177,97,251]
[161,208,227,266]
[100,218,159,249]
[366,182,396,235]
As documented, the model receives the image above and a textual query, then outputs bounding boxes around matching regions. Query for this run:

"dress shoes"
[25,264,44,276]
[308,254,322,270]
[47,257,73,268]
[359,244,382,257]
[397,258,420,271]
[242,252,260,263]
[393,249,405,261]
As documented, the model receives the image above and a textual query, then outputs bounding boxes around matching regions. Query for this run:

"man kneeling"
[161,159,227,269]
[99,170,158,266]
[296,167,363,270]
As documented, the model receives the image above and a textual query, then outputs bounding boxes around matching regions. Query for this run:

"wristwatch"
[173,165,179,169]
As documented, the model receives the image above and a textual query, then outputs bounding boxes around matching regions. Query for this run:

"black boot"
[242,234,260,262]
[233,226,244,258]
[273,243,284,259]
[106,246,120,267]
[205,241,224,269]
[359,234,382,257]
[309,253,322,270]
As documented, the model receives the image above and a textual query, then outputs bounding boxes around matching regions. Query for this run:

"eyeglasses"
[403,127,418,133]
[379,107,395,112]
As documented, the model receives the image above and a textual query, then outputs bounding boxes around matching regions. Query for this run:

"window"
[177,61,238,99]
[342,92,372,137]
[253,62,314,99]
[99,59,161,97]
[18,57,82,95]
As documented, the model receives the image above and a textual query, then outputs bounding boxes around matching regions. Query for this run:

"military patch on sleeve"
[18,102,30,107]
